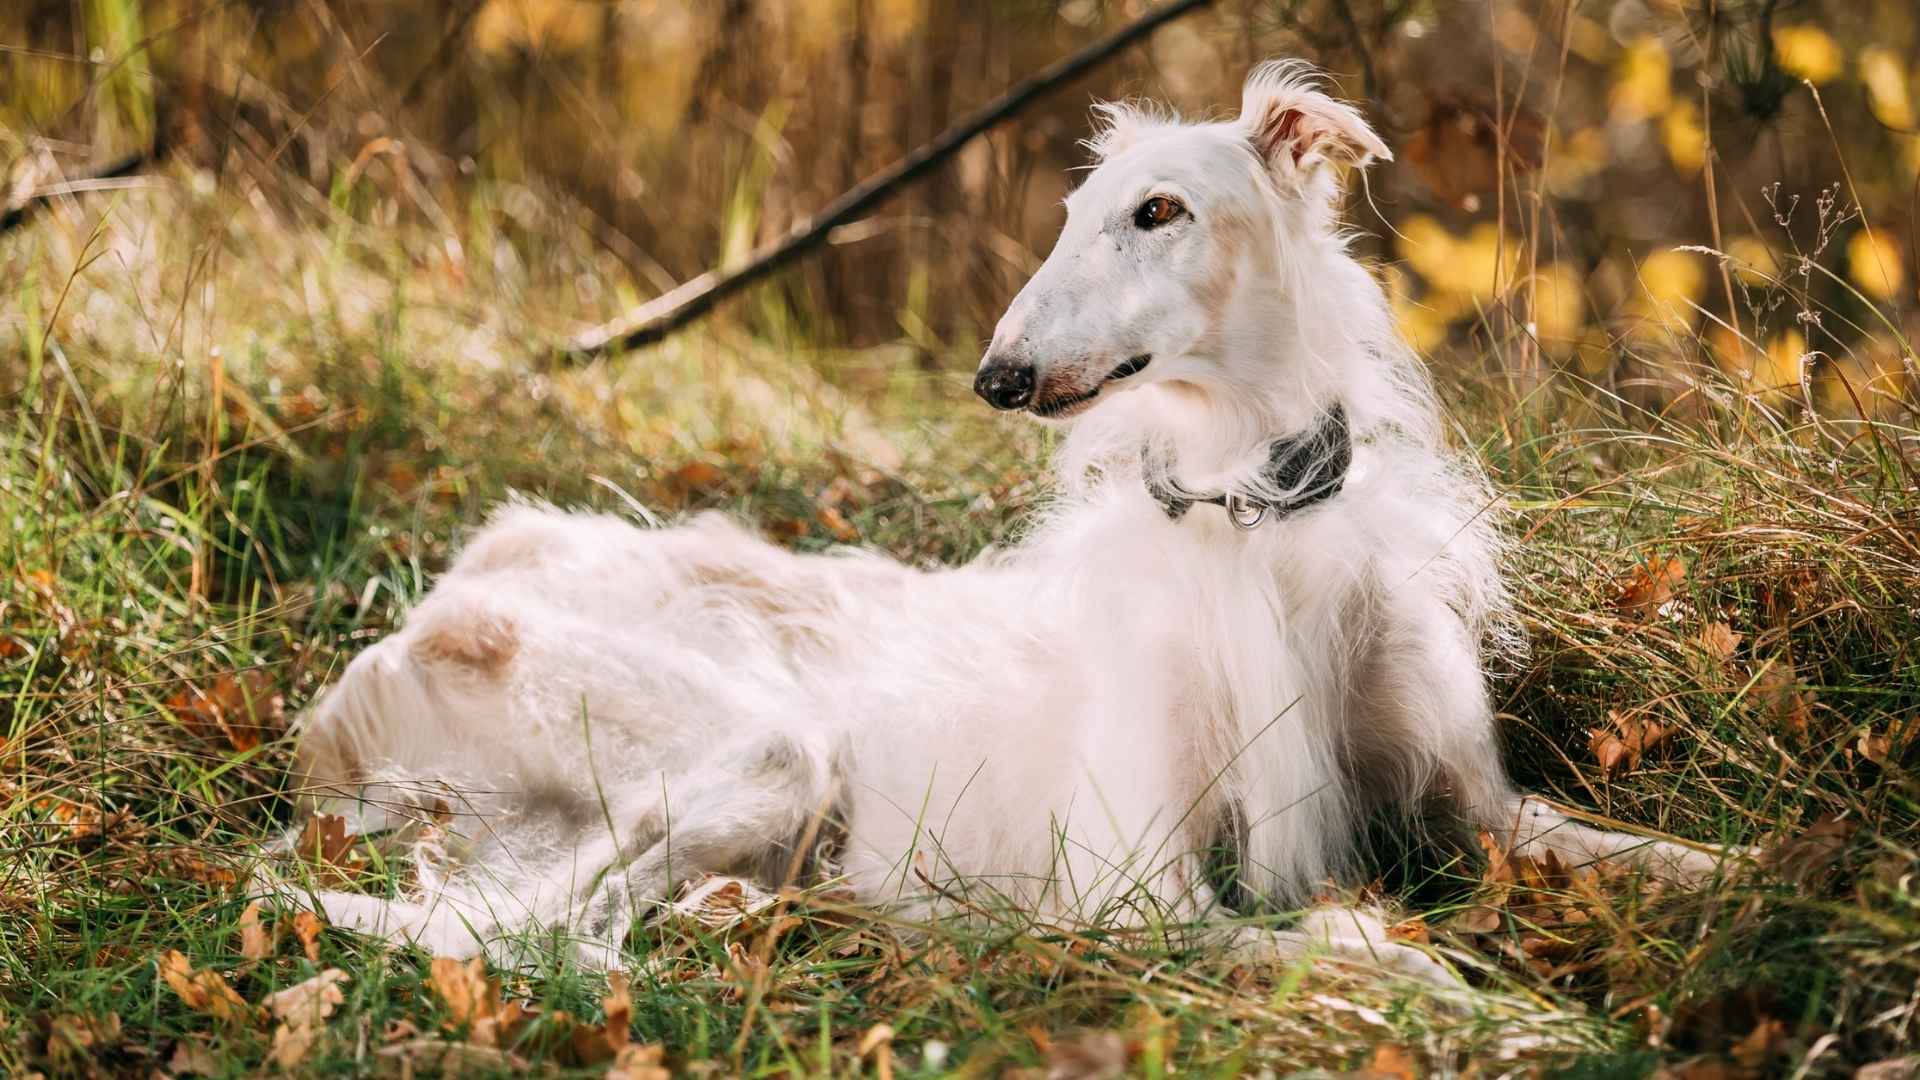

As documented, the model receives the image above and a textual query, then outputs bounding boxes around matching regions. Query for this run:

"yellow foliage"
[1846,230,1907,303]
[1627,250,1706,330]
[1396,214,1460,297]
[1610,36,1671,124]
[1812,342,1918,420]
[1859,49,1916,131]
[1565,15,1615,64]
[1758,330,1809,400]
[1546,126,1611,191]
[1707,323,1750,381]
[1641,250,1705,304]
[1385,267,1451,353]
[1570,329,1616,377]
[472,0,600,56]
[1445,224,1520,301]
[1492,8,1535,54]
[1709,325,1810,408]
[1719,325,1914,420]
[1773,25,1843,85]
[1726,237,1779,286]
[1525,262,1588,344]
[1661,100,1707,176]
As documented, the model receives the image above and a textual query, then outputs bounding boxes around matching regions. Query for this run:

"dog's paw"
[1635,838,1752,889]
[1355,940,1459,987]
[1220,911,1463,988]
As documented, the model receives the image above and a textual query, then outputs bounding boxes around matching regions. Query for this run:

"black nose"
[974,362,1036,411]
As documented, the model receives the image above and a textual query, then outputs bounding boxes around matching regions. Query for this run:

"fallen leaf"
[1859,730,1893,764]
[607,1043,672,1080]
[268,967,349,1024]
[267,968,350,1070]
[765,517,808,541]
[427,956,533,1048]
[294,814,371,886]
[151,847,241,888]
[1044,1030,1130,1080]
[268,1025,332,1067]
[1855,1057,1920,1080]
[1589,709,1675,777]
[42,1012,121,1072]
[654,461,726,507]
[816,504,859,541]
[158,950,257,1027]
[292,910,325,961]
[166,670,284,753]
[1386,917,1430,944]
[1614,557,1687,621]
[1730,1017,1788,1069]
[568,970,632,1065]
[380,461,421,496]
[1752,658,1813,740]
[375,1037,527,1077]
[818,475,867,509]
[1761,815,1854,887]
[429,956,501,1029]
[239,901,274,961]
[168,1037,219,1076]
[1355,1043,1418,1080]
[1698,621,1743,667]
[858,1023,896,1080]
[1760,567,1819,626]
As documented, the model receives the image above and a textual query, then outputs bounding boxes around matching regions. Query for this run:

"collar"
[1146,405,1351,529]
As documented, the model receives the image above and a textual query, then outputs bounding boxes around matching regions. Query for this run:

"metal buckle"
[1225,492,1268,530]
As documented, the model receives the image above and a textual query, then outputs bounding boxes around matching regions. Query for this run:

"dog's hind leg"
[297,730,849,969]
[551,730,850,968]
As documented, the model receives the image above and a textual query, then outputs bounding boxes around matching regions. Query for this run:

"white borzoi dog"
[284,62,1725,979]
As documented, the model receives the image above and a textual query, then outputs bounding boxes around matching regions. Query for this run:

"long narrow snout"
[974,355,1036,411]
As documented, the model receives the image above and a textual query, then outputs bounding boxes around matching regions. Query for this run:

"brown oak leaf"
[158,950,257,1027]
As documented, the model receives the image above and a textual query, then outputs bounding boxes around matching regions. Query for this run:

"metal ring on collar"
[1225,492,1268,530]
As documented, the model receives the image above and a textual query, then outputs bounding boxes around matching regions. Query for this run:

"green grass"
[3,176,1918,1078]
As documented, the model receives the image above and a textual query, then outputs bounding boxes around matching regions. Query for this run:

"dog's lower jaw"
[1026,354,1155,420]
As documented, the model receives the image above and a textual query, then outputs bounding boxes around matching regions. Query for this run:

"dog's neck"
[1146,404,1349,524]
[1056,370,1346,512]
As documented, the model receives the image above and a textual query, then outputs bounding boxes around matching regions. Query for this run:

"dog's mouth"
[1029,355,1152,419]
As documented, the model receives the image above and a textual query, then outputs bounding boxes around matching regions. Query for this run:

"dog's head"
[975,61,1388,421]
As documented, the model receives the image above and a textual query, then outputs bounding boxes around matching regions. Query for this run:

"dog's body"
[289,64,1720,975]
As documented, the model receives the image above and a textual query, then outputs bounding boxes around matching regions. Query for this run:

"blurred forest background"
[5,0,1917,411]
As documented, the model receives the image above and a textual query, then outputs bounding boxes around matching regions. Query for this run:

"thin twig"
[561,0,1217,361]
[0,143,165,237]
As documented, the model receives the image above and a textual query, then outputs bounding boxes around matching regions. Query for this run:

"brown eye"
[1133,195,1183,229]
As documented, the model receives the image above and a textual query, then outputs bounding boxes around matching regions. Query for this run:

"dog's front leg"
[1472,791,1742,886]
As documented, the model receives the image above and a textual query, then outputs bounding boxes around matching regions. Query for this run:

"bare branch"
[561,0,1218,362]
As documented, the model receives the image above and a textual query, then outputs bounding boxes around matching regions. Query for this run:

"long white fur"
[281,63,1727,976]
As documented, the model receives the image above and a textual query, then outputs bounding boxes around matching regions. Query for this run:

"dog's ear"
[1239,61,1390,182]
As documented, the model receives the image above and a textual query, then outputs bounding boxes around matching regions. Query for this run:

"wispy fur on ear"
[1238,60,1389,180]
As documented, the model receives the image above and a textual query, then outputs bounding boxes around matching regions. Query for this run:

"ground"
[2,175,1917,1078]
